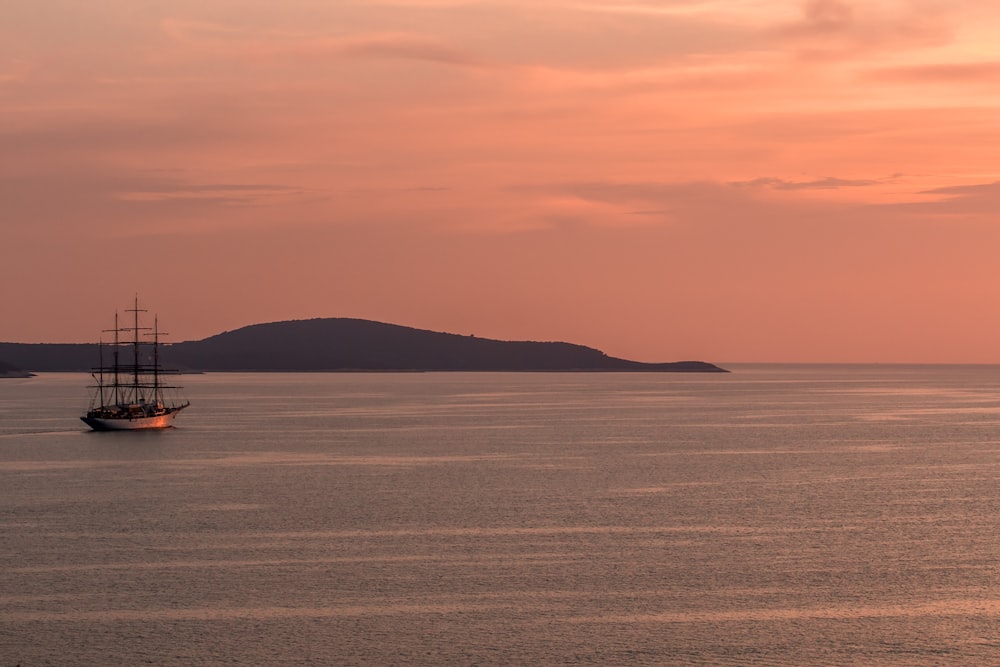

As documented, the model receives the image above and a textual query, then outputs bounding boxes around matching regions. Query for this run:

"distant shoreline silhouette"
[0,318,728,373]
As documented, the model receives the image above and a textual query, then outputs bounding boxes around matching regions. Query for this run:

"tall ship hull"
[82,297,190,432]
[82,405,187,431]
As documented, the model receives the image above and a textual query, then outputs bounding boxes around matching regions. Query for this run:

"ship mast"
[126,295,149,404]
[133,295,140,399]
[113,312,120,406]
[153,316,160,403]
[97,337,105,408]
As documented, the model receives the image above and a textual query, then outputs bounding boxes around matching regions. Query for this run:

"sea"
[4,366,1000,665]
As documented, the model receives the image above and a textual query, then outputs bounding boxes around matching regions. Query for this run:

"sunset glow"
[4,0,1000,362]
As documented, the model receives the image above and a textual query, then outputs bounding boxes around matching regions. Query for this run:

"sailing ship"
[81,297,190,431]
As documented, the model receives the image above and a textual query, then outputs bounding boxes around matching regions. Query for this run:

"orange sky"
[3,0,1000,363]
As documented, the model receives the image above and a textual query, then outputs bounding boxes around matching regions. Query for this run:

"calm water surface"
[4,367,1000,664]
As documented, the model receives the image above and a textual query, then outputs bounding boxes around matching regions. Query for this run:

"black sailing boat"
[81,297,190,431]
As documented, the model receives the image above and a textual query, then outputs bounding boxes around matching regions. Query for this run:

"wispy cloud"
[159,19,251,40]
[115,182,302,204]
[732,176,885,190]
[529,181,764,225]
[532,176,928,226]
[160,19,481,67]
[786,0,855,35]
[565,1,772,18]
[773,0,951,60]
[922,181,1000,197]
[335,34,481,66]
[897,181,1000,215]
[867,61,1000,83]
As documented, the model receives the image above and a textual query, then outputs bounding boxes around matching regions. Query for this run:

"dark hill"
[165,319,726,372]
[0,318,728,373]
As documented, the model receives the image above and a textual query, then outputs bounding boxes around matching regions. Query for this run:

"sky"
[3,0,1000,363]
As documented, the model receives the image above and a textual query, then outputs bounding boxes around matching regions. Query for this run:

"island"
[0,360,33,378]
[0,318,728,373]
